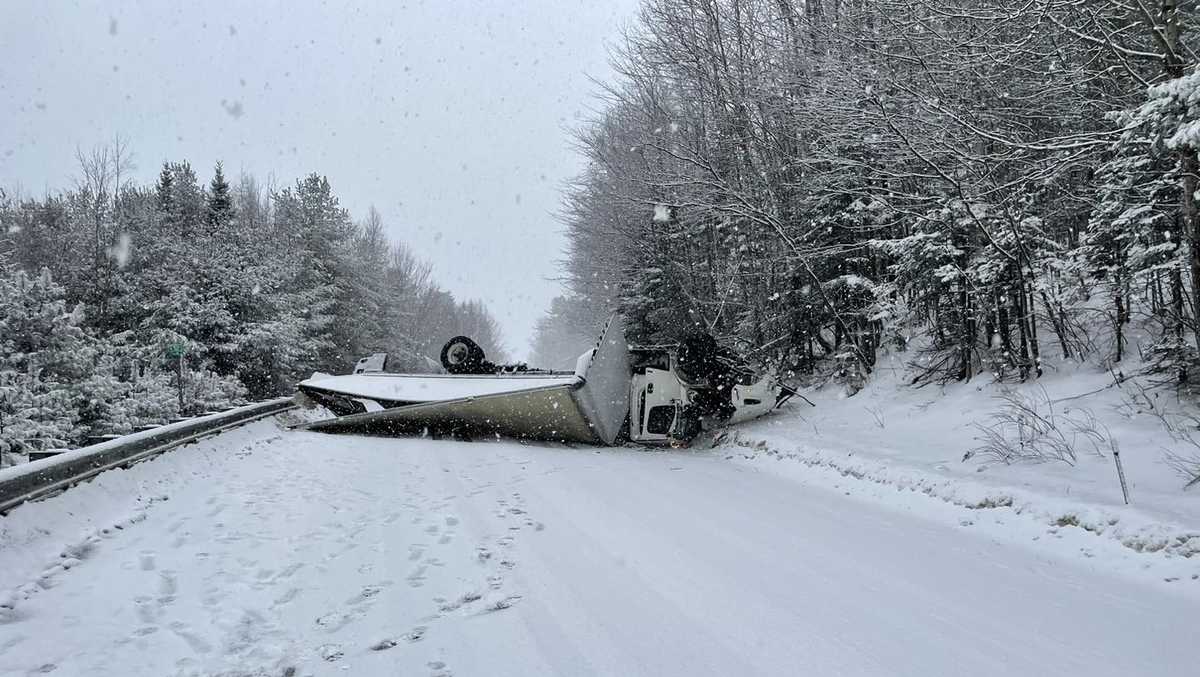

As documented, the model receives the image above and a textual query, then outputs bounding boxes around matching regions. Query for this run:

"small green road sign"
[166,343,187,359]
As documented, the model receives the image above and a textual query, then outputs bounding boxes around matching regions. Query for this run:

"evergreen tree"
[206,162,233,234]
[0,266,87,463]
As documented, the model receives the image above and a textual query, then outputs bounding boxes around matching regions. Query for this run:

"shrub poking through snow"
[1163,452,1200,490]
[966,387,1115,466]
[1118,378,1200,489]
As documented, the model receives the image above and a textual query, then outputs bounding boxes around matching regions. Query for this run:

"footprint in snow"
[158,570,178,598]
[272,587,301,607]
[478,594,522,614]
[314,612,353,633]
[407,566,428,588]
[370,625,427,651]
[318,643,344,662]
[134,597,157,624]
[167,621,212,654]
[439,591,482,613]
[347,585,382,606]
[346,581,391,606]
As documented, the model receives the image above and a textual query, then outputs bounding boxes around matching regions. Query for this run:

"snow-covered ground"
[732,356,1200,584]
[1,407,1198,676]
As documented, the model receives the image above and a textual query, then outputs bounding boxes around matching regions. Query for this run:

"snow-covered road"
[1,420,1196,676]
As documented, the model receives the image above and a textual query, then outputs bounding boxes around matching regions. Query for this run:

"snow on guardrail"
[0,398,296,514]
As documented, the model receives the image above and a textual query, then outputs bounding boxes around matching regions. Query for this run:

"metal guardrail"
[0,397,296,514]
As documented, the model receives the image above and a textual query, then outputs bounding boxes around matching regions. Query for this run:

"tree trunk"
[1163,0,1194,365]
[1183,150,1200,350]
[1114,279,1126,363]
[998,290,1014,368]
[1027,282,1042,378]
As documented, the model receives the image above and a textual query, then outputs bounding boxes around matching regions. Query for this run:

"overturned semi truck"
[294,315,796,446]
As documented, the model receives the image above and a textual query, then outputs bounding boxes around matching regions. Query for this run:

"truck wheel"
[441,336,486,374]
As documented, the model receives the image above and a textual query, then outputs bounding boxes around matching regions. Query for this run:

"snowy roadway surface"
[1,418,1197,676]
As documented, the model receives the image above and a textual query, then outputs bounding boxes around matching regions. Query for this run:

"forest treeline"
[0,147,503,460]
[533,0,1200,388]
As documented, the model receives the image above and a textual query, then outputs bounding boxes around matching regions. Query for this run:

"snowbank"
[722,357,1200,592]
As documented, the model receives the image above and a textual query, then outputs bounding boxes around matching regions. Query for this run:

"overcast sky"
[0,0,639,359]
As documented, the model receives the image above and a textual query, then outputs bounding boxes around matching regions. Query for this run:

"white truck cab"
[631,366,688,443]
[626,344,782,445]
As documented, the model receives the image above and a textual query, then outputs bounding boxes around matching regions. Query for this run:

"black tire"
[440,336,486,374]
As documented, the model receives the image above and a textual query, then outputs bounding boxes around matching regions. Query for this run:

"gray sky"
[0,0,639,359]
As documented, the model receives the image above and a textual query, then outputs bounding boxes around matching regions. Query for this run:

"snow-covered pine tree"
[0,266,87,464]
[1087,65,1200,382]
